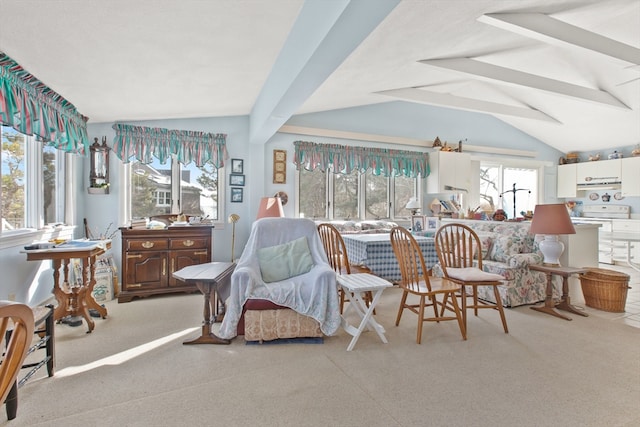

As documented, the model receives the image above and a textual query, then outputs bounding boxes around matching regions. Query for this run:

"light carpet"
[5,285,640,427]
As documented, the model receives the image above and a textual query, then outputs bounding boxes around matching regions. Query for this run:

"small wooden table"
[529,264,588,321]
[173,262,235,345]
[336,273,392,351]
[22,240,110,333]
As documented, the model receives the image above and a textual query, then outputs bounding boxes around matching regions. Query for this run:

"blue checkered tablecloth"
[342,233,438,282]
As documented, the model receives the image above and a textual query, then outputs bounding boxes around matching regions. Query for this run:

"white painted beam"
[478,12,640,65]
[249,0,400,145]
[420,58,629,109]
[375,87,559,123]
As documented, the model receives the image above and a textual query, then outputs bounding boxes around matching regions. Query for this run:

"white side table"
[337,273,393,351]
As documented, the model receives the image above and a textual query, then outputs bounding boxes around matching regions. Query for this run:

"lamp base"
[538,235,564,267]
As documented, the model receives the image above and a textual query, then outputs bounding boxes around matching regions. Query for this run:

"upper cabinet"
[557,164,577,198]
[621,157,640,197]
[575,158,621,186]
[426,151,471,194]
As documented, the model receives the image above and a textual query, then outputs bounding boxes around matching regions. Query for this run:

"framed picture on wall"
[231,158,244,174]
[231,188,243,203]
[425,217,440,232]
[273,149,286,184]
[411,215,426,232]
[229,174,245,186]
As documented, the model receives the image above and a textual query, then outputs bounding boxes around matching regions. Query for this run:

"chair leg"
[493,287,509,333]
[396,291,408,326]
[44,305,55,376]
[5,381,18,420]
[417,296,425,344]
[449,292,467,340]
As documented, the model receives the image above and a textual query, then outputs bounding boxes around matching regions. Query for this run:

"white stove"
[581,204,630,219]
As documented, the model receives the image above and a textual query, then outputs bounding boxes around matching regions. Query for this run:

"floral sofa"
[432,220,561,307]
[314,220,398,234]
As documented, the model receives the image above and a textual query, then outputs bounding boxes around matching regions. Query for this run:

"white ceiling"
[1,0,638,153]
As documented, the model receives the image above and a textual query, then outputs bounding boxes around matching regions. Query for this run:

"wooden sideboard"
[119,226,213,303]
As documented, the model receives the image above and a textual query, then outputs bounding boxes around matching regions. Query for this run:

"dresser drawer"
[127,239,169,251]
[169,238,208,250]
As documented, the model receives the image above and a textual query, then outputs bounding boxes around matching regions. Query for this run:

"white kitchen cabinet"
[621,157,640,196]
[575,158,621,185]
[557,163,577,198]
[612,219,640,266]
[426,151,471,193]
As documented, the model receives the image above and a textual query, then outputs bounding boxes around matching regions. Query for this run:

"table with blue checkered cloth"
[342,233,438,282]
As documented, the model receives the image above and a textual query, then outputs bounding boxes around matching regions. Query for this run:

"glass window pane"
[394,175,414,218]
[181,162,219,221]
[43,145,57,224]
[503,168,537,219]
[299,169,326,219]
[130,158,172,218]
[364,172,388,219]
[479,165,500,213]
[1,126,26,230]
[333,171,358,219]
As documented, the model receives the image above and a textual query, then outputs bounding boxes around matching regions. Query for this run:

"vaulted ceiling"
[1,0,638,153]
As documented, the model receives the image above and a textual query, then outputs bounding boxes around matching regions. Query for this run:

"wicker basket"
[579,268,631,313]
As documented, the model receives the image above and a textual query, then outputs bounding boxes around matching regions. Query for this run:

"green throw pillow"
[257,236,314,283]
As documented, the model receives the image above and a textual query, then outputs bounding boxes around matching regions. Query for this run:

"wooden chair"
[389,227,466,344]
[434,223,509,333]
[5,305,55,386]
[0,301,35,421]
[317,223,373,313]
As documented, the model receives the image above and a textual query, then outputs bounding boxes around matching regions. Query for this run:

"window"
[479,162,538,220]
[1,125,65,233]
[298,167,418,221]
[127,156,222,221]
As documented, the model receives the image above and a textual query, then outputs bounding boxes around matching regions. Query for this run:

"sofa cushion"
[257,236,314,283]
[488,235,524,263]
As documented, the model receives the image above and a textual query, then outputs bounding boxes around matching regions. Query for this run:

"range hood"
[576,176,621,191]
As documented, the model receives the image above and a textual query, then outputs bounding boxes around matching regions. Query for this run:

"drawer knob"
[142,241,154,249]
[183,240,194,247]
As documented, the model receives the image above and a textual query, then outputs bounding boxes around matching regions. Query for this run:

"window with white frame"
[297,167,418,221]
[479,162,538,220]
[126,156,223,221]
[1,125,65,233]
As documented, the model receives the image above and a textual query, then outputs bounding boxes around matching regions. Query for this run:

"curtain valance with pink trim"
[0,51,89,154]
[293,140,429,178]
[112,123,228,167]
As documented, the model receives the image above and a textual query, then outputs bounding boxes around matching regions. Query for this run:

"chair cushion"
[447,267,504,282]
[488,235,523,263]
[257,236,314,283]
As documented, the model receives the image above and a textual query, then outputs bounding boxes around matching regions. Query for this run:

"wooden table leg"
[531,271,572,321]
[184,281,230,345]
[84,254,108,319]
[555,276,588,317]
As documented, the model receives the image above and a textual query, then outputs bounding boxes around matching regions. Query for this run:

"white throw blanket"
[218,218,340,339]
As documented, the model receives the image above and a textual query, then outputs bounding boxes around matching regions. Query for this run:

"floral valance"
[293,140,429,178]
[113,123,228,167]
[0,51,89,154]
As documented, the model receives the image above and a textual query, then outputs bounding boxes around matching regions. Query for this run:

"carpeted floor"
[5,270,640,427]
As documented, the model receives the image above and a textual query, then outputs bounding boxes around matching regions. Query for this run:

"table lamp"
[529,203,576,266]
[256,197,284,219]
[405,197,420,215]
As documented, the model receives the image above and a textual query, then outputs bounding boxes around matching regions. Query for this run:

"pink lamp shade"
[256,197,284,219]
[529,204,576,266]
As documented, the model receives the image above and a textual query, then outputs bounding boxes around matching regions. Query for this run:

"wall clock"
[273,149,287,184]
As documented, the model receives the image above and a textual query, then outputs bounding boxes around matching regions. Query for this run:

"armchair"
[218,218,341,340]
